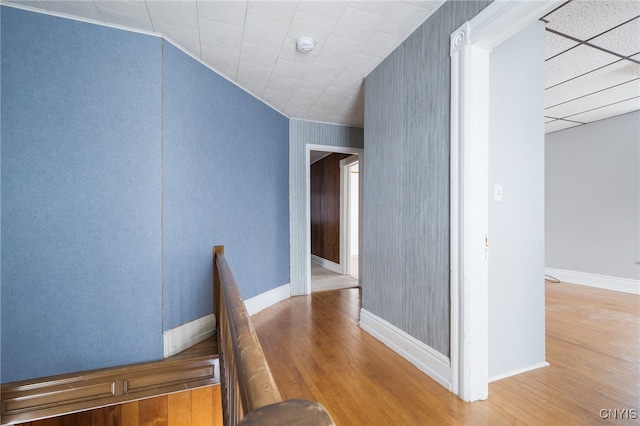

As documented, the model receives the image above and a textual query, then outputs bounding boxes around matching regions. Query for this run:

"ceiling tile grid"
[542,0,640,133]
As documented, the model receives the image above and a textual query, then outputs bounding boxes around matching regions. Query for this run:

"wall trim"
[163,314,216,358]
[489,361,550,383]
[545,268,640,295]
[359,309,451,390]
[245,283,291,317]
[293,143,363,296]
[1,356,218,425]
[311,254,342,275]
[449,0,562,402]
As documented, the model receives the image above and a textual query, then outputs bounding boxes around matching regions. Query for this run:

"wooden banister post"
[213,245,224,316]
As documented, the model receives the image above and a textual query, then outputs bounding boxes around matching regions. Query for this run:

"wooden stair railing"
[213,246,335,426]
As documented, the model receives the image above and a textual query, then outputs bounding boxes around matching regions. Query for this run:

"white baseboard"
[245,283,291,317]
[311,254,342,274]
[489,361,550,383]
[359,309,451,390]
[545,267,640,295]
[163,313,216,358]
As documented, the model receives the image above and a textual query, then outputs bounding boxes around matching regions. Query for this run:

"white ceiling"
[3,0,639,132]
[3,0,445,127]
[542,1,640,133]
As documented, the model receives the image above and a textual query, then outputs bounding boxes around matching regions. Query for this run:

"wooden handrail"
[213,246,334,426]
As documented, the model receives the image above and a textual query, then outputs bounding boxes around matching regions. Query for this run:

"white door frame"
[340,155,359,276]
[306,145,363,294]
[449,0,561,402]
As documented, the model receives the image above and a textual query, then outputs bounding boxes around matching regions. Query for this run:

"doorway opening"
[309,150,360,293]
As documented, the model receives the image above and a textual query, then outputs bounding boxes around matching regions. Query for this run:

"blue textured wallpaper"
[1,6,289,383]
[1,8,163,382]
[162,43,289,330]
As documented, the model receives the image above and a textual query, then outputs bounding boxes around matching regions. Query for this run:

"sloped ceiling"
[3,0,639,131]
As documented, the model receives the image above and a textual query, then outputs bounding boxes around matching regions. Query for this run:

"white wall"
[488,21,547,380]
[546,111,640,284]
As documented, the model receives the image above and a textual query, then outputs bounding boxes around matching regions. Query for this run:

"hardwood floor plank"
[138,395,168,426]
[211,385,223,426]
[252,284,639,425]
[168,391,192,426]
[91,405,121,426]
[120,401,139,426]
[192,386,213,426]
[61,410,93,426]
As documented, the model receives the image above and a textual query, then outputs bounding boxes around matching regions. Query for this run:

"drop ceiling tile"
[364,31,403,58]
[271,59,312,79]
[40,0,103,21]
[319,34,366,62]
[333,69,365,89]
[546,79,640,118]
[262,88,293,111]
[332,6,385,43]
[5,0,47,10]
[283,95,318,117]
[348,53,383,77]
[294,75,334,99]
[199,18,243,50]
[348,1,399,17]
[544,0,640,41]
[196,0,247,27]
[202,44,240,69]
[589,17,640,57]
[286,11,338,44]
[545,31,579,60]
[405,1,445,12]
[296,1,349,21]
[565,97,640,123]
[208,62,238,81]
[306,56,348,80]
[162,25,202,57]
[92,1,153,31]
[545,120,582,134]
[265,75,301,94]
[377,2,431,38]
[246,1,298,24]
[545,57,640,106]
[239,41,280,68]
[243,13,289,48]
[237,61,274,81]
[146,1,198,30]
[545,44,620,88]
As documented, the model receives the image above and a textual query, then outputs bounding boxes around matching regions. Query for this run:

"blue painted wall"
[1,7,289,383]
[162,43,290,330]
[1,8,163,383]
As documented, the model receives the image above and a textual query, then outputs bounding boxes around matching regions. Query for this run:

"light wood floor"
[311,263,359,293]
[252,282,639,425]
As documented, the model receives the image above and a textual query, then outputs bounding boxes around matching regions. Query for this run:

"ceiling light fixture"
[296,37,315,53]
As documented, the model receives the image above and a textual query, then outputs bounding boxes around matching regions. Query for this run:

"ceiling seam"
[545,77,640,110]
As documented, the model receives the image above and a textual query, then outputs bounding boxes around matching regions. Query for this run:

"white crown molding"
[244,283,291,317]
[359,309,451,390]
[163,314,216,358]
[545,268,640,295]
